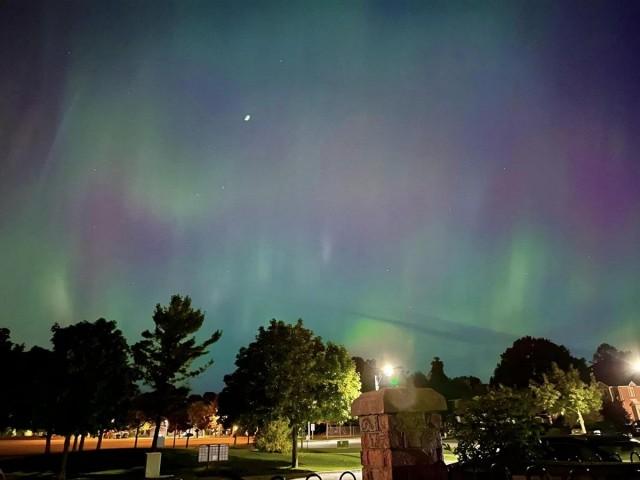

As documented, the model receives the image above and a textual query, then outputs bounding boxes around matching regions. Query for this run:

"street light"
[631,358,640,374]
[375,363,403,390]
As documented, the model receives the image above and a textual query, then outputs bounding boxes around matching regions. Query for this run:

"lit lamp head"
[383,364,394,377]
[631,359,640,374]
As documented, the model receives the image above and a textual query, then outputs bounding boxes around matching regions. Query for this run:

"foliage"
[592,343,639,386]
[165,389,190,438]
[187,395,218,432]
[453,387,544,469]
[317,343,362,422]
[51,318,137,435]
[219,319,361,467]
[351,357,377,392]
[530,363,603,434]
[0,329,24,431]
[50,318,137,479]
[132,294,221,449]
[255,418,292,453]
[492,336,589,389]
[408,358,486,401]
[17,346,59,447]
[600,399,631,431]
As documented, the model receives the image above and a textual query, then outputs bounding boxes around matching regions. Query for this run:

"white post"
[145,452,162,479]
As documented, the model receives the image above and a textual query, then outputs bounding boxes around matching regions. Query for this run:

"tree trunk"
[291,425,298,468]
[173,429,177,448]
[151,416,162,450]
[71,434,78,452]
[186,431,190,448]
[58,434,71,480]
[134,425,140,448]
[577,409,587,434]
[79,434,85,451]
[45,430,53,454]
[96,429,104,450]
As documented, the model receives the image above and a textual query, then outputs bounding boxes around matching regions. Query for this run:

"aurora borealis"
[1,1,640,392]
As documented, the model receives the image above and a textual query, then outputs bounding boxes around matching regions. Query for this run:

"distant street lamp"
[375,363,403,390]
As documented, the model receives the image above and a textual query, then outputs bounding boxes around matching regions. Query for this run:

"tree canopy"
[0,328,23,432]
[408,357,486,400]
[132,294,222,449]
[51,318,137,479]
[491,336,589,389]
[218,319,360,468]
[454,387,544,469]
[351,356,377,392]
[592,343,640,386]
[530,363,602,434]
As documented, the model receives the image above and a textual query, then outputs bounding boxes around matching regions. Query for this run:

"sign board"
[310,423,316,432]
[198,444,229,463]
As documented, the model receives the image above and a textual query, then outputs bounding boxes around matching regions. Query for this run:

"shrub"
[453,387,544,469]
[255,419,291,453]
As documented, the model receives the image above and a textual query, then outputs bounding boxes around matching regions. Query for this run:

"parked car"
[541,434,640,463]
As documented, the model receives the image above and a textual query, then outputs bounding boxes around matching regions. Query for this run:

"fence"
[325,425,360,438]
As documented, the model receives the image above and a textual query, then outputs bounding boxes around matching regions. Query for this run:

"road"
[0,436,361,456]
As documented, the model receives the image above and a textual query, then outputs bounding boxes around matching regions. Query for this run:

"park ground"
[0,437,459,479]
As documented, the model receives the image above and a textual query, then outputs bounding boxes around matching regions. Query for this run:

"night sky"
[2,1,640,393]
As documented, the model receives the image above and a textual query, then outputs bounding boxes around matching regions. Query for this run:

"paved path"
[301,438,360,449]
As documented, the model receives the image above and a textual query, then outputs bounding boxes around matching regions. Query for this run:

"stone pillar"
[352,387,448,480]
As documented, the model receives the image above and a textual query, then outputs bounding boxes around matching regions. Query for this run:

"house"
[607,381,640,421]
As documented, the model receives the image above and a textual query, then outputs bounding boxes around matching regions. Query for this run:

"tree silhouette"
[492,336,588,389]
[351,357,377,392]
[19,346,59,453]
[592,343,639,386]
[0,329,24,433]
[132,294,221,449]
[219,319,360,468]
[408,357,485,400]
[51,318,136,479]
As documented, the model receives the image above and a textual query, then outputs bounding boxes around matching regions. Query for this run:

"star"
[244,114,251,122]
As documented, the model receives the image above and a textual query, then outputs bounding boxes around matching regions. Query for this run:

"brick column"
[352,388,448,480]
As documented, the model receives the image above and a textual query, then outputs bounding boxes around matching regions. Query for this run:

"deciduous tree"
[454,387,543,469]
[492,336,588,389]
[592,343,639,386]
[219,319,360,468]
[0,329,24,433]
[530,363,603,434]
[51,318,136,479]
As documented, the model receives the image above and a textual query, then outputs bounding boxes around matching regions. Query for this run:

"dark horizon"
[1,0,640,392]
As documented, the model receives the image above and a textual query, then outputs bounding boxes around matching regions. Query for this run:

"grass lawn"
[0,445,362,479]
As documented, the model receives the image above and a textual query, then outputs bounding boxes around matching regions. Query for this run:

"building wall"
[608,382,640,421]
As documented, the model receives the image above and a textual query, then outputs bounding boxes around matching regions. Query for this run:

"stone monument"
[351,387,448,480]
